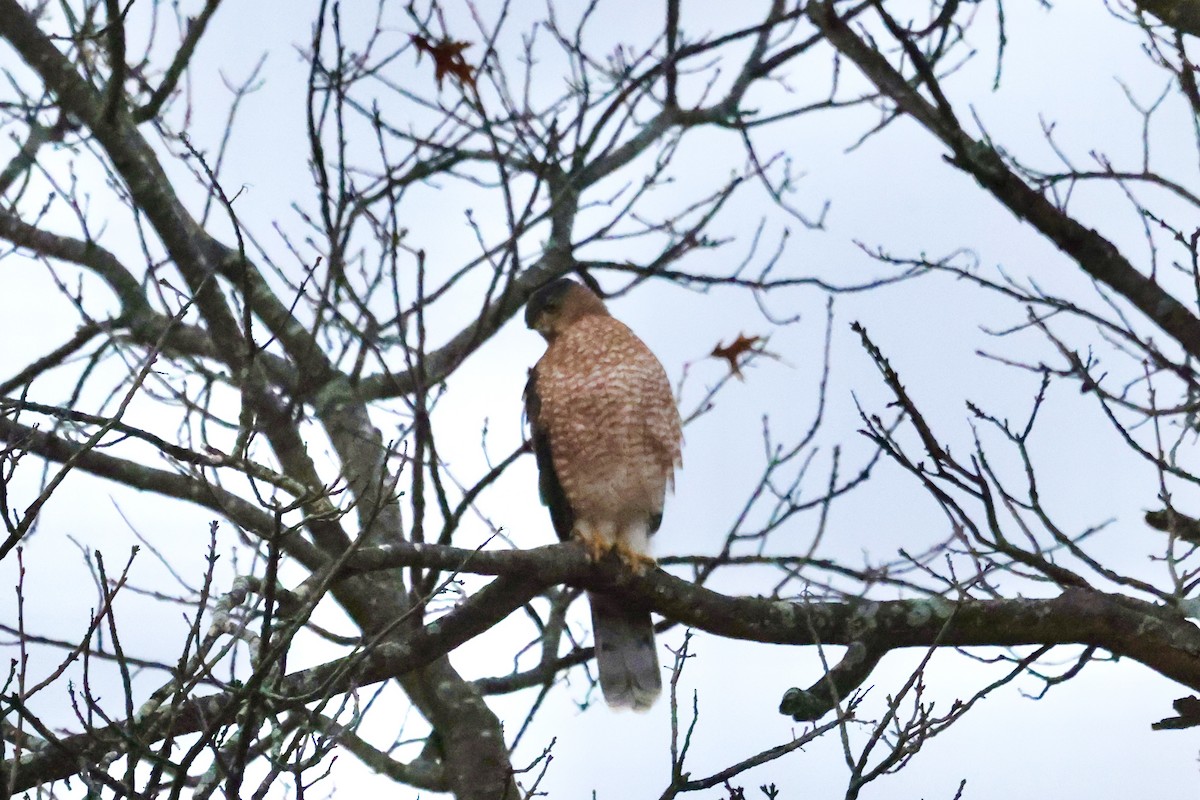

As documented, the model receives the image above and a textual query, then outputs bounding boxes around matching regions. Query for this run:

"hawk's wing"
[524,366,574,541]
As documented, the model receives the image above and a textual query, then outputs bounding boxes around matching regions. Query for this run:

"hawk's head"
[525,279,610,342]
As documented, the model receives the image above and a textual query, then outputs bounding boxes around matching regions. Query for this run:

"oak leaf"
[711,333,762,379]
[411,34,476,90]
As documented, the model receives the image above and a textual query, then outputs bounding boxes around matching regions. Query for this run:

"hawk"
[524,278,683,711]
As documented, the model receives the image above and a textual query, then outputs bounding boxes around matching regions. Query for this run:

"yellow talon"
[614,541,656,575]
[574,529,611,563]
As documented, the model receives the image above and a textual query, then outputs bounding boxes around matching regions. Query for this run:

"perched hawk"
[524,279,683,711]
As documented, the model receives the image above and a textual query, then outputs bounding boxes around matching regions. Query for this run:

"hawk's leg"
[614,540,657,576]
[574,527,612,563]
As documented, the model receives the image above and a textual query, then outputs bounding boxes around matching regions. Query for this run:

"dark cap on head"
[524,278,610,341]
[524,279,578,329]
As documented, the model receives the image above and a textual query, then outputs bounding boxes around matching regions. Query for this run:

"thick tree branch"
[344,540,1200,693]
[10,539,1199,791]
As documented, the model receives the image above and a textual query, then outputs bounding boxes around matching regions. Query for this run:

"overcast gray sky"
[2,1,1199,797]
